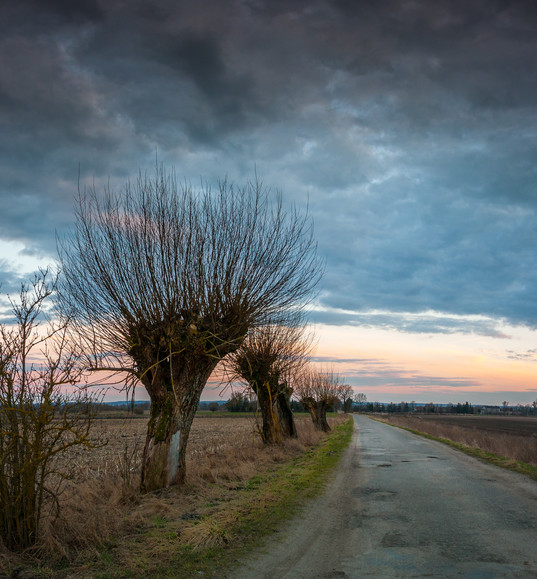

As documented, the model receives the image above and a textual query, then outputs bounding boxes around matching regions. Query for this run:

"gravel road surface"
[230,415,537,578]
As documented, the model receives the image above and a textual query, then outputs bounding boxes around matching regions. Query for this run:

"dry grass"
[0,413,346,575]
[380,415,537,466]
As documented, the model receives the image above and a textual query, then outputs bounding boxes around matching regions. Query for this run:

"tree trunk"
[140,357,218,492]
[277,390,297,439]
[256,385,282,445]
[318,402,331,433]
[302,397,321,429]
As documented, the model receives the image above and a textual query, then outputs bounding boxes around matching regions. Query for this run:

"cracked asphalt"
[230,415,537,578]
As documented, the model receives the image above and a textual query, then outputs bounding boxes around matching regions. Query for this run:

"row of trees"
[1,167,337,550]
[356,401,537,415]
[223,382,357,419]
[221,319,354,442]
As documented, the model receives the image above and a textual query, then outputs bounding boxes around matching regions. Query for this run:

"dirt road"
[231,415,537,578]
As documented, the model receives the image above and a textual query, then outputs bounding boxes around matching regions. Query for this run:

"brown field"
[393,415,537,437]
[0,413,346,574]
[63,414,265,481]
[65,413,333,484]
[378,414,537,466]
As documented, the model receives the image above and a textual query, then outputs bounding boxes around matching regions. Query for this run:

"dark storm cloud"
[2,0,537,332]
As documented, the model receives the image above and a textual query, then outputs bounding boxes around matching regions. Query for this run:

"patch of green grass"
[377,419,537,481]
[152,515,167,529]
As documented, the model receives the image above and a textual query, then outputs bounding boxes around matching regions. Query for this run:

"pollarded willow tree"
[292,367,341,432]
[57,167,322,491]
[224,318,313,444]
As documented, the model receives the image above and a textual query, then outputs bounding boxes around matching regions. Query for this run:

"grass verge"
[63,416,353,578]
[374,418,537,482]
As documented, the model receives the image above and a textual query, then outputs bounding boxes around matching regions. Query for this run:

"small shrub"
[0,271,98,551]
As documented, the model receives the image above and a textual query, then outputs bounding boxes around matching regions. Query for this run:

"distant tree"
[290,398,304,412]
[225,392,247,412]
[339,385,354,413]
[292,367,341,432]
[208,402,219,412]
[0,271,97,551]
[225,391,257,412]
[353,393,367,411]
[58,167,322,491]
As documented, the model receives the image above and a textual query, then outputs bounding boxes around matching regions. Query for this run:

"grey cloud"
[309,352,482,392]
[344,364,481,390]
[0,266,22,323]
[0,262,21,294]
[310,309,512,339]
[1,0,537,334]
[506,349,537,362]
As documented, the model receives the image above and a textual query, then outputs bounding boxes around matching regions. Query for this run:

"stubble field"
[66,414,263,481]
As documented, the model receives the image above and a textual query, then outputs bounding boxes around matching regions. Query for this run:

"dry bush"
[0,271,100,554]
[182,513,237,550]
[382,415,537,466]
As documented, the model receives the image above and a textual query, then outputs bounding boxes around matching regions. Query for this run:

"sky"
[1,0,537,405]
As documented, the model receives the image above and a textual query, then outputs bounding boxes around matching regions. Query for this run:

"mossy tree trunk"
[255,381,282,445]
[302,397,331,432]
[137,352,220,492]
[302,397,320,429]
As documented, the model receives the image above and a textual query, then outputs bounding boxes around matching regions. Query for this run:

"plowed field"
[391,415,537,437]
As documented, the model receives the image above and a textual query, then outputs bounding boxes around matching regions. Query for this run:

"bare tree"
[57,167,322,490]
[353,392,367,411]
[0,271,96,551]
[292,367,341,432]
[339,384,354,413]
[224,319,312,444]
